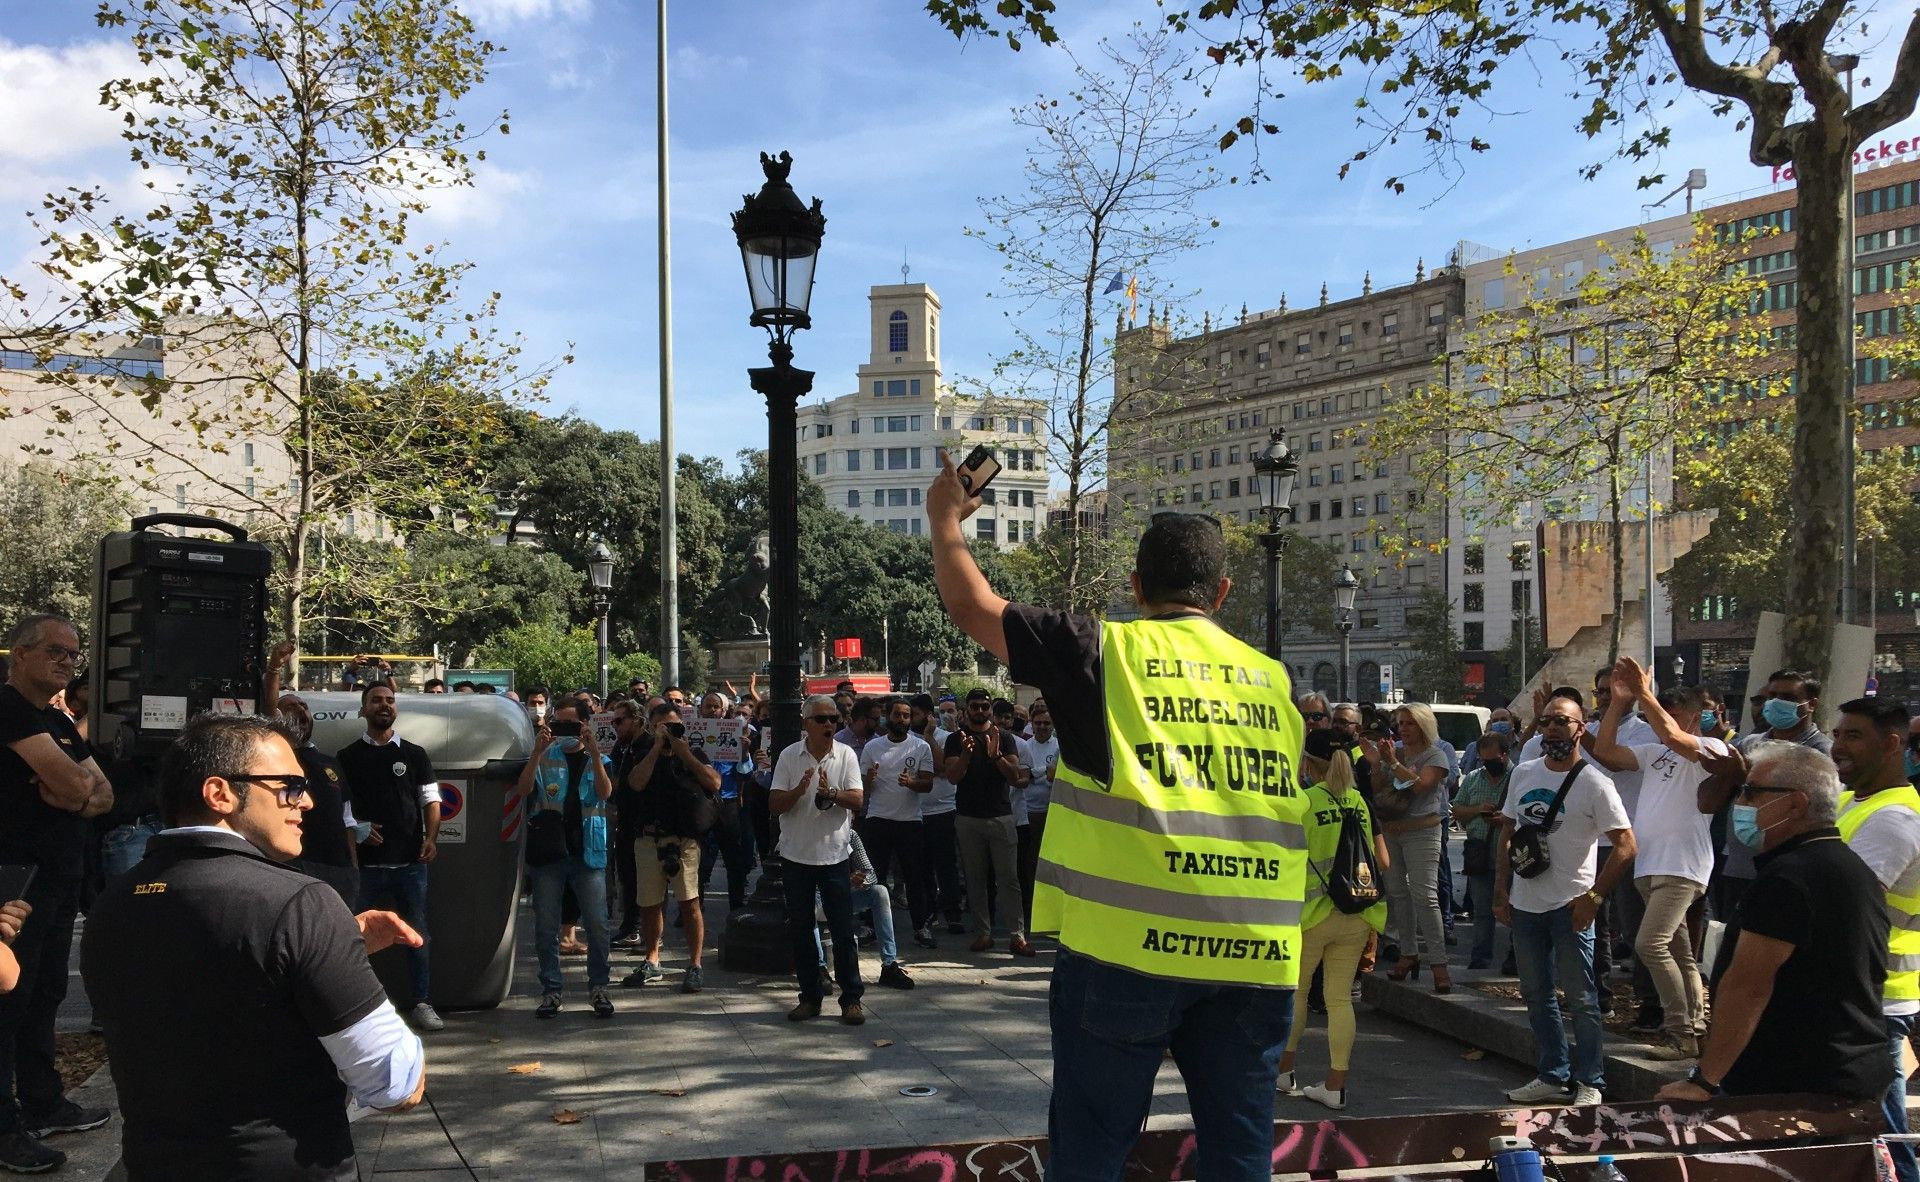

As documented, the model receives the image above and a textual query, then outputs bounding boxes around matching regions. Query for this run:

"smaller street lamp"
[589,541,614,699]
[1251,429,1299,661]
[1333,563,1360,702]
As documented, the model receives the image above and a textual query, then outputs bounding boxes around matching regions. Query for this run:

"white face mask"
[530,703,547,720]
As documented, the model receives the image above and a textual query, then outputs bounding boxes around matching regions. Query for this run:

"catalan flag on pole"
[1126,274,1139,324]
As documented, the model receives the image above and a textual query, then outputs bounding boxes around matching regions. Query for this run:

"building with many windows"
[1107,267,1462,700]
[796,283,1049,547]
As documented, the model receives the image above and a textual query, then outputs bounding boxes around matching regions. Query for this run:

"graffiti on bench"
[643,1095,1880,1182]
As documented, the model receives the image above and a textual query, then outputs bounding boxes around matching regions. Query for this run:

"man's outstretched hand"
[356,910,424,955]
[927,449,983,528]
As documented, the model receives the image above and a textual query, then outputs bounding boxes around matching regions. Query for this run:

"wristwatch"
[1583,890,1603,904]
[1685,1065,1720,1092]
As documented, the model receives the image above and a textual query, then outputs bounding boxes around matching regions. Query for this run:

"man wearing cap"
[930,463,1309,1182]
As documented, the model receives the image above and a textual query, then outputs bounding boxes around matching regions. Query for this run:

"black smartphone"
[0,865,37,903]
[550,720,582,738]
[956,444,1002,496]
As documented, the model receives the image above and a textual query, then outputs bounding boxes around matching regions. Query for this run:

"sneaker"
[610,927,641,948]
[879,962,915,990]
[788,999,821,1022]
[1276,1070,1301,1095]
[409,1002,446,1032]
[914,927,938,949]
[1572,1085,1604,1106]
[536,992,561,1019]
[682,965,705,994]
[1631,1004,1665,1034]
[591,988,614,1019]
[23,1100,108,1139]
[1506,1077,1571,1104]
[840,1001,867,1025]
[0,1131,63,1173]
[1643,1032,1699,1061]
[621,961,663,987]
[1302,1083,1347,1111]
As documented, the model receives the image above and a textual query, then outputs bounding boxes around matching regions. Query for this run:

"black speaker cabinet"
[90,514,273,760]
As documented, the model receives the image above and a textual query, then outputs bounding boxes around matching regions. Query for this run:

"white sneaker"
[1301,1082,1347,1110]
[1276,1070,1301,1094]
[410,1002,446,1032]
[1571,1085,1603,1106]
[1506,1077,1570,1104]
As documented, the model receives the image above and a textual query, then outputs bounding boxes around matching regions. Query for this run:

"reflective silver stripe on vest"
[1307,857,1336,882]
[1052,777,1306,849]
[1039,858,1304,927]
[1892,906,1920,934]
[1892,953,1920,973]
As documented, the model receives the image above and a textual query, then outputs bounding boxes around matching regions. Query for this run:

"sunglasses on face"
[1302,711,1328,722]
[1734,782,1796,802]
[808,714,839,724]
[224,773,311,806]
[1540,717,1579,730]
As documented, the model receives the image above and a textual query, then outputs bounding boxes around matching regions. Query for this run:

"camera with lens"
[657,840,683,873]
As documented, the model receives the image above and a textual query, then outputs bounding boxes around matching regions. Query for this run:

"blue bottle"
[1490,1136,1544,1182]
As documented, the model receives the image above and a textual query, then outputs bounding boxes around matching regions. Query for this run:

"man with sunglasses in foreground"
[84,712,428,1180]
[1658,742,1892,1108]
[930,465,1308,1182]
[769,694,868,1024]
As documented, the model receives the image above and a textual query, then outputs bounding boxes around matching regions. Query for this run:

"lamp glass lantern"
[589,542,614,594]
[731,151,827,340]
[1252,429,1299,521]
[1333,563,1360,618]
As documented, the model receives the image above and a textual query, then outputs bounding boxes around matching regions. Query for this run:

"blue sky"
[1,0,1908,473]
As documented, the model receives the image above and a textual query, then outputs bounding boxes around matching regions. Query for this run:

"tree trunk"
[1608,454,1625,665]
[1783,120,1853,680]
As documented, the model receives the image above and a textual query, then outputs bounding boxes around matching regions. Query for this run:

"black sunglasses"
[807,714,839,724]
[1302,711,1328,722]
[1734,782,1797,802]
[224,773,311,805]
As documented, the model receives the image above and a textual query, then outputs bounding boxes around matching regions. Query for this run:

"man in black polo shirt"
[338,683,444,1032]
[1659,741,1894,1104]
[943,687,1033,957]
[263,644,358,907]
[83,713,428,1180]
[0,613,112,1173]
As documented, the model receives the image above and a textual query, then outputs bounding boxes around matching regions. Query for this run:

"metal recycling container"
[301,691,534,1010]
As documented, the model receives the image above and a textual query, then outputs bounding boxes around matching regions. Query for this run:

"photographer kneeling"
[621,700,720,994]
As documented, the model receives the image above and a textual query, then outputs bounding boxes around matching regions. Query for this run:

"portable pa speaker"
[90,514,272,760]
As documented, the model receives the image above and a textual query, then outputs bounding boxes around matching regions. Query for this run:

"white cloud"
[0,39,140,163]
[456,0,591,25]
[416,165,536,230]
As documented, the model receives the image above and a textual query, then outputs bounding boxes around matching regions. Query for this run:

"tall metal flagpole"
[657,0,680,686]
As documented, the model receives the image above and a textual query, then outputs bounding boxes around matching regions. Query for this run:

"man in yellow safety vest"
[929,456,1308,1182]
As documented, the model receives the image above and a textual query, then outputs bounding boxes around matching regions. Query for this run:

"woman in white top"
[1370,702,1454,993]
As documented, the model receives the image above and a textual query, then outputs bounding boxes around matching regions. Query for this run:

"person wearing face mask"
[1657,743,1892,1108]
[1701,671,1830,932]
[524,686,551,725]
[1827,696,1920,1182]
[1452,732,1512,970]
[515,702,615,1020]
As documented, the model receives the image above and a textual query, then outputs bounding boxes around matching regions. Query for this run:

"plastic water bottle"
[1591,1155,1627,1180]
[1489,1136,1544,1182]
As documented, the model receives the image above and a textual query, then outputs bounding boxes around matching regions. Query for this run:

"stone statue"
[716,533,772,638]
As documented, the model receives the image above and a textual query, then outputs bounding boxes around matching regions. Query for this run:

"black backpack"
[1310,786,1384,915]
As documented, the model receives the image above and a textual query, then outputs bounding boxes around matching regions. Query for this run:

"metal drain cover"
[899,1085,940,1098]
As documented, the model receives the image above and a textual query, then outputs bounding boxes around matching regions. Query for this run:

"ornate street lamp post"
[589,541,613,700]
[1251,429,1299,662]
[1333,562,1360,702]
[723,151,825,972]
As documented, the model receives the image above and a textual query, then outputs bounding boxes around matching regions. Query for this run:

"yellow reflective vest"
[1029,615,1309,987]
[1302,782,1388,934]
[1837,784,1920,1004]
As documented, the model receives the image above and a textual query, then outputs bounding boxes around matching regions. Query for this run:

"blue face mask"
[1699,710,1718,732]
[1762,698,1804,731]
[1488,721,1513,735]
[1729,802,1771,850]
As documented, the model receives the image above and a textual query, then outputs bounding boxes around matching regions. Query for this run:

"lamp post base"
[720,856,793,973]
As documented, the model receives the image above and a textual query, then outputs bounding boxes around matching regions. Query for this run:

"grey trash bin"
[305,692,534,1010]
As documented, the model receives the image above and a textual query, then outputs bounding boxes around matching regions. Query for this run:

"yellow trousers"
[1283,911,1375,1071]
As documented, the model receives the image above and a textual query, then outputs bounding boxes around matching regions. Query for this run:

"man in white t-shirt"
[858,697,937,948]
[1592,659,1724,1061]
[912,694,965,934]
[1016,704,1059,929]
[1495,694,1636,1107]
[771,694,868,1025]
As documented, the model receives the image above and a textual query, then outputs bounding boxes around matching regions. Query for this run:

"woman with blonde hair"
[1278,732,1388,1109]
[1370,702,1453,992]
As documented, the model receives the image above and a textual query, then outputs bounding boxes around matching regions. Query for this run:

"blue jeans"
[782,858,863,1006]
[1047,949,1292,1182]
[358,863,431,1005]
[815,882,898,966]
[1466,873,1497,967]
[101,818,164,881]
[1886,1014,1918,1182]
[531,854,611,994]
[1511,905,1604,1089]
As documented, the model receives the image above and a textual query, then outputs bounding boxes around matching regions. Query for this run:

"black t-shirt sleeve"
[278,882,389,1037]
[0,691,48,747]
[944,732,965,759]
[1736,871,1813,949]
[1001,603,1108,782]
[408,745,437,789]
